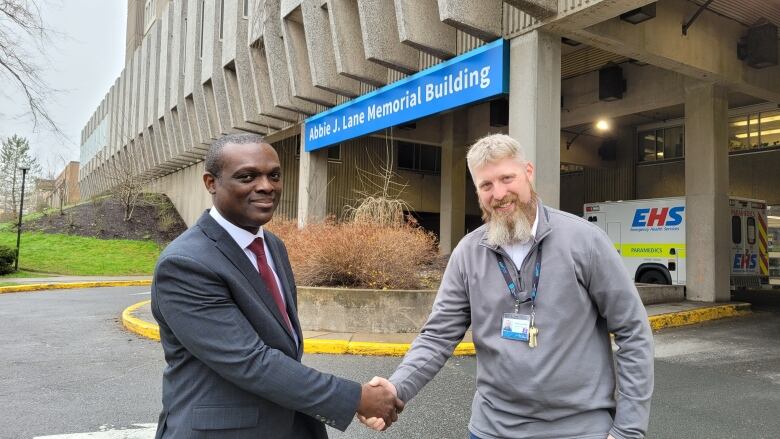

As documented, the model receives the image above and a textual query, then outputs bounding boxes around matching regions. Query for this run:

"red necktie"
[247,237,293,333]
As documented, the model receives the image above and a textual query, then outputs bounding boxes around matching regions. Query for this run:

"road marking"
[130,291,151,296]
[33,424,156,438]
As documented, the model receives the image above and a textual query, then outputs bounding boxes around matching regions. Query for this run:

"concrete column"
[684,82,730,302]
[508,30,561,208]
[439,109,468,254]
[297,133,329,228]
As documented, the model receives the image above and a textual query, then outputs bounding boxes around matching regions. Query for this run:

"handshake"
[356,376,404,431]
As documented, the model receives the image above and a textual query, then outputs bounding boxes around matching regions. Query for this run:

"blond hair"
[466,134,527,176]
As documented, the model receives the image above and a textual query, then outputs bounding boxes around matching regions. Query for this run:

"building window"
[327,145,341,161]
[243,0,249,18]
[183,18,188,68]
[729,110,780,151]
[219,0,225,40]
[638,126,684,162]
[199,0,205,59]
[397,141,441,174]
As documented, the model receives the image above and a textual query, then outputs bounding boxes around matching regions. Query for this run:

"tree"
[0,0,61,133]
[104,147,152,222]
[0,135,42,220]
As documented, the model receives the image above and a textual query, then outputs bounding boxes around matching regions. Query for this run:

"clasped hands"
[356,376,404,431]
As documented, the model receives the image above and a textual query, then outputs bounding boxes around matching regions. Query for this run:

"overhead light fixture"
[620,3,656,25]
[738,20,778,69]
[562,37,581,47]
[565,119,612,150]
[628,58,649,67]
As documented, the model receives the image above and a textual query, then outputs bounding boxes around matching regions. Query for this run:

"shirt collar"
[529,203,539,241]
[209,207,264,250]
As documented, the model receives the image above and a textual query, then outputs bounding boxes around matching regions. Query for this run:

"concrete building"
[80,0,780,302]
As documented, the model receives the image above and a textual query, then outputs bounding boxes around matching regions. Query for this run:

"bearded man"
[360,134,654,439]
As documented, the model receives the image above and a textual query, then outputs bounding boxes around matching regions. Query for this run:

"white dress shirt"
[501,204,540,274]
[209,207,298,345]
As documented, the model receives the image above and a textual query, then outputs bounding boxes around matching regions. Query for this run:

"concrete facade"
[81,0,780,301]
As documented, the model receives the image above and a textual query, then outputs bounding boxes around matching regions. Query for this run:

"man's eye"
[502,176,514,183]
[238,175,254,182]
[270,172,281,181]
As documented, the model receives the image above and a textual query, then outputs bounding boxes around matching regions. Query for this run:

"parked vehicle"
[583,197,769,289]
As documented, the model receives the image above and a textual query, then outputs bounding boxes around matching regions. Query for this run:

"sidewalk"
[124,298,751,356]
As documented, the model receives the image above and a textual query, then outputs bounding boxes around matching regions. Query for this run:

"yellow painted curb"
[122,299,160,341]
[648,303,751,331]
[121,301,750,355]
[0,280,151,294]
[121,299,477,356]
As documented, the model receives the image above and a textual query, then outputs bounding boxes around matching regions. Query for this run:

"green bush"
[0,245,16,275]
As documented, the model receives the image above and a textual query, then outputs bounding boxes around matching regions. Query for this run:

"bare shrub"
[267,219,437,289]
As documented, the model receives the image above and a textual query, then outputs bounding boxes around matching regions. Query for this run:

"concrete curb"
[0,280,152,294]
[122,300,160,341]
[121,300,751,356]
[647,302,751,330]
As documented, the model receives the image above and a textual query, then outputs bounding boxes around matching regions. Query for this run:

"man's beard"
[482,191,538,248]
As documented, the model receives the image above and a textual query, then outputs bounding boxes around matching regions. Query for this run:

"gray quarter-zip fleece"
[389,204,654,439]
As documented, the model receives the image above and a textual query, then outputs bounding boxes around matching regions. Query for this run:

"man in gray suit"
[151,133,401,438]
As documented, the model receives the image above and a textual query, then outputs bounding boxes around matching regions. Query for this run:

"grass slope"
[0,231,161,276]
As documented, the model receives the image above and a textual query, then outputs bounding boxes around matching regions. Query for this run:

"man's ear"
[525,161,535,184]
[203,172,217,195]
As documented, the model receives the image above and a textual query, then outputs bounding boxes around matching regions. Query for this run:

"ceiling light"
[620,3,656,25]
[595,120,610,131]
[562,37,581,46]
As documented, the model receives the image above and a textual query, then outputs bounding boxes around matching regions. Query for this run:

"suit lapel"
[198,213,297,343]
[264,233,304,351]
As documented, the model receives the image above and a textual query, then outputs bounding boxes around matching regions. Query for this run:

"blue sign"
[304,39,509,151]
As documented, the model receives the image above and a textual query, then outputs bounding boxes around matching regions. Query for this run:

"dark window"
[397,141,440,174]
[664,125,684,159]
[397,142,416,169]
[199,0,205,58]
[747,217,756,245]
[219,0,225,40]
[243,0,249,17]
[732,216,742,244]
[327,145,341,161]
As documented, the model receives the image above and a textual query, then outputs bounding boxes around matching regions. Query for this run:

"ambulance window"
[747,218,756,245]
[731,216,742,244]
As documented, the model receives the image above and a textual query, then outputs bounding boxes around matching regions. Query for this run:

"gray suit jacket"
[151,212,361,438]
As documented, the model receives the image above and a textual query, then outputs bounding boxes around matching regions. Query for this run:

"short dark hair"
[205,132,267,177]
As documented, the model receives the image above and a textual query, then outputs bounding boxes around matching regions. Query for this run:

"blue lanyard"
[496,243,543,311]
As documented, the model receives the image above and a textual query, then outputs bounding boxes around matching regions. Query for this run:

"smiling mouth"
[250,199,275,208]
[492,201,515,211]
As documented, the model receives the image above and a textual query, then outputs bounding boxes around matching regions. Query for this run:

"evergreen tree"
[0,135,42,220]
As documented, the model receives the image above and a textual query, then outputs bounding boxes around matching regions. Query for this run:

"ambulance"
[583,197,769,289]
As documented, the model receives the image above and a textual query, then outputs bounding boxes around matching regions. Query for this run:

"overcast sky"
[1,1,126,177]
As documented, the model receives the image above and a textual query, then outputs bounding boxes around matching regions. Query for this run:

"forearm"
[389,330,465,402]
[610,311,654,439]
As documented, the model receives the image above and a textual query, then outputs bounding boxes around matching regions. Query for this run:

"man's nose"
[254,176,273,192]
[492,184,507,201]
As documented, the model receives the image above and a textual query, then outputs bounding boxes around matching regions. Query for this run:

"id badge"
[501,313,530,342]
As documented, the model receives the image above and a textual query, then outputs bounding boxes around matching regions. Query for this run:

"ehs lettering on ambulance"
[631,206,685,231]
